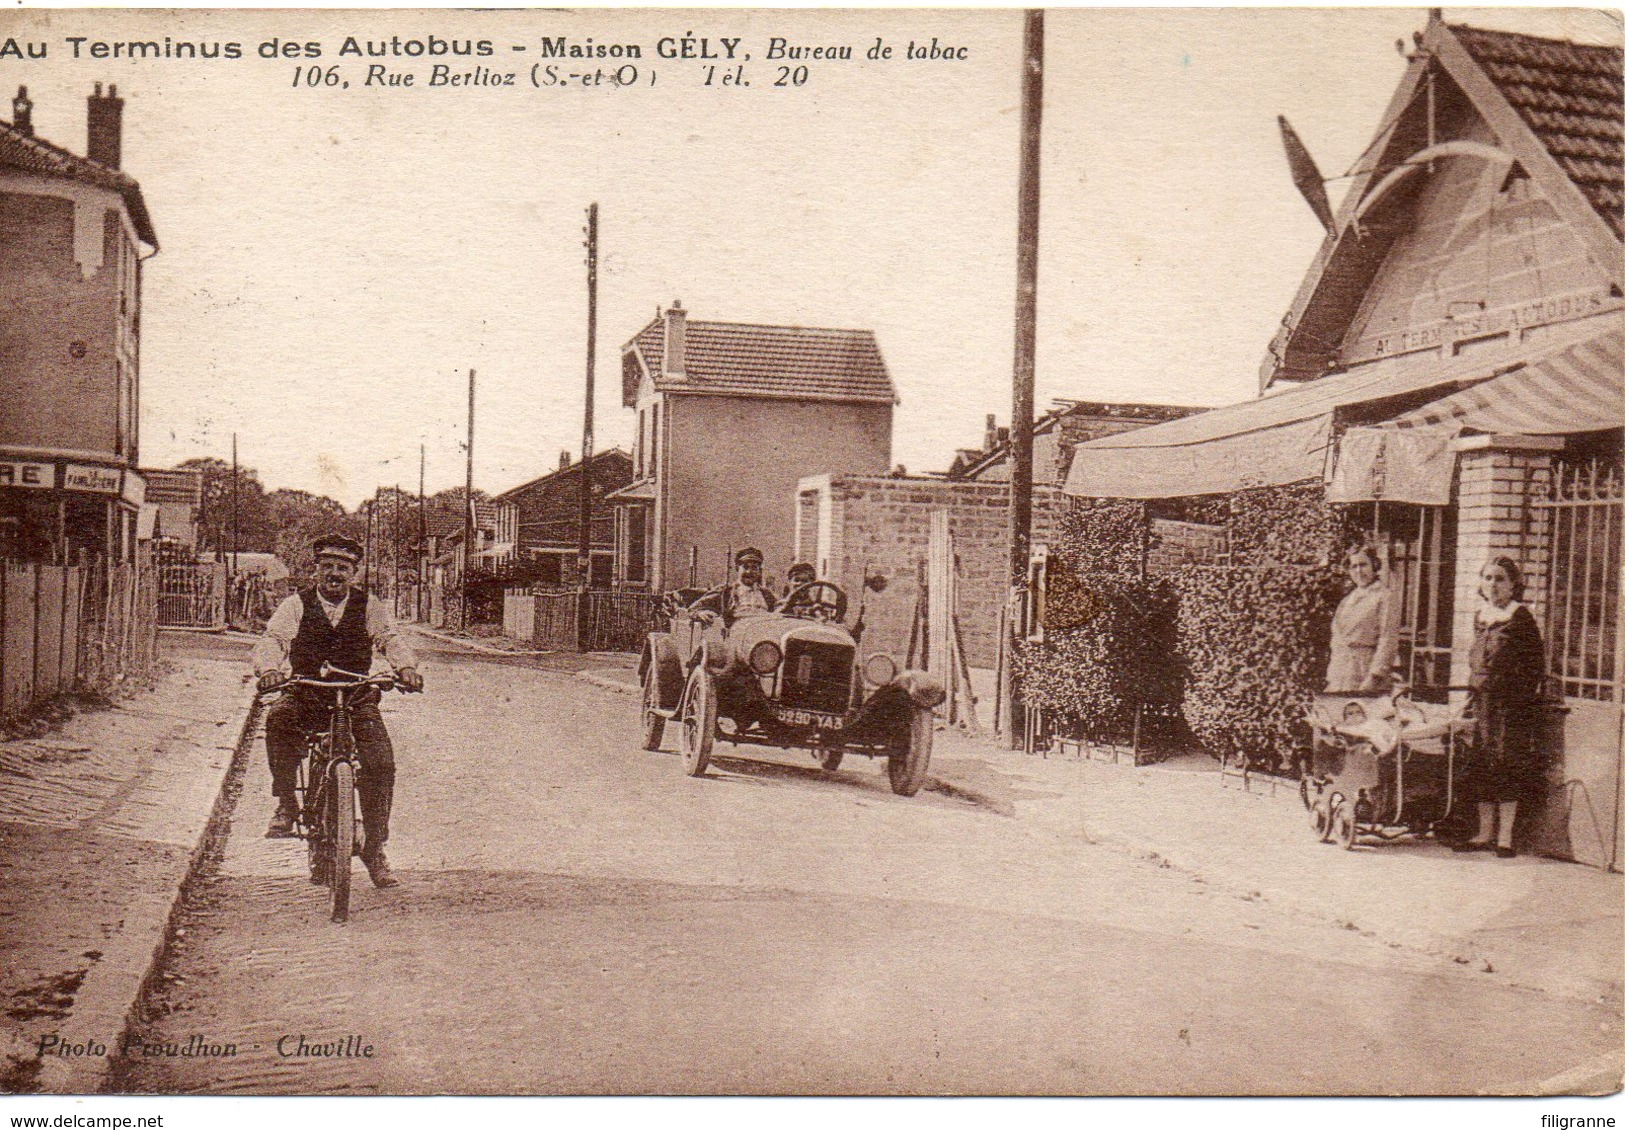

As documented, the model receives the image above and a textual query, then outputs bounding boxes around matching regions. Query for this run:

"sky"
[4,6,1620,507]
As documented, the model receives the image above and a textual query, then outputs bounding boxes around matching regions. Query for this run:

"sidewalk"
[938,736,1624,1010]
[0,654,255,1094]
[580,663,1621,1009]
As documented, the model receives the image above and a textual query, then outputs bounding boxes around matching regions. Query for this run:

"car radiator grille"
[779,640,853,713]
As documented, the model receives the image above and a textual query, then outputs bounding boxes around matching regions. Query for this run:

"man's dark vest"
[289,587,373,678]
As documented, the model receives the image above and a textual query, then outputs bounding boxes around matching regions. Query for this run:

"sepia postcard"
[0,4,1621,1118]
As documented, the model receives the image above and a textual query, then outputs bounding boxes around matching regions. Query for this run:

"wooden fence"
[520,590,657,653]
[1,557,159,719]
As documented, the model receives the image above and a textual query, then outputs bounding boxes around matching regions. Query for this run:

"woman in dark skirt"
[1453,556,1546,858]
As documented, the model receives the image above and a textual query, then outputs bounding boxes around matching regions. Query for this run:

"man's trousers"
[265,691,396,854]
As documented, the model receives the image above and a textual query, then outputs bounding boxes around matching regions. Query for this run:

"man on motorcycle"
[253,534,423,888]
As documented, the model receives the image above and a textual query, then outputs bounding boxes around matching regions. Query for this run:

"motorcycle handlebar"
[256,670,410,698]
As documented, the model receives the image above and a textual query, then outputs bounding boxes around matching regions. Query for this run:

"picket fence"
[1,557,159,719]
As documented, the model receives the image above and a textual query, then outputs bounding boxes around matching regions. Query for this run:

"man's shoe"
[265,802,298,839]
[1495,845,1517,859]
[362,851,399,889]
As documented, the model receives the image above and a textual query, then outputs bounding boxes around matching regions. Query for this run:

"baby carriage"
[1300,688,1476,850]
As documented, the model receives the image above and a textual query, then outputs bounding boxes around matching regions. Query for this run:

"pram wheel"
[1312,797,1334,842]
[1332,800,1359,851]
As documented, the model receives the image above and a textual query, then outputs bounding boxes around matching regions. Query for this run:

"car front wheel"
[887,706,933,796]
[680,667,716,777]
[640,668,665,751]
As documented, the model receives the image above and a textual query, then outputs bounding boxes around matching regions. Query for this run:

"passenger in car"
[690,546,778,625]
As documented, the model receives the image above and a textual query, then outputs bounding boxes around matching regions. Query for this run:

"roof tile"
[1454,23,1623,239]
[0,118,157,247]
[628,317,896,404]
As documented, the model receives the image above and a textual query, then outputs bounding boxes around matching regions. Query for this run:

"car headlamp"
[863,653,899,686]
[749,641,783,675]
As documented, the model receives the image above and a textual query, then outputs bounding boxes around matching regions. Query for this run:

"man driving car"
[253,534,423,889]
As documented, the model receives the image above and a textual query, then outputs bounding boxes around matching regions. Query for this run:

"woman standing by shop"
[1324,542,1398,693]
[1454,556,1547,858]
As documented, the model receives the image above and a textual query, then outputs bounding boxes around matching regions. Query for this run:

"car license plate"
[776,707,843,730]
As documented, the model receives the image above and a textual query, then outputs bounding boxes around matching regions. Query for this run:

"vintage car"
[638,580,945,795]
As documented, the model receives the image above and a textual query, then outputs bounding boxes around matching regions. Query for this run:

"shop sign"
[64,463,122,495]
[1347,287,1617,364]
[0,460,55,489]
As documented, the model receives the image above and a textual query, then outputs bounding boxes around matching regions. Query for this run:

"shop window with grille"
[1378,504,1457,692]
[1535,454,1622,702]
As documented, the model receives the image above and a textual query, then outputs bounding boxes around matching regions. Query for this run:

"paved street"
[116,641,1618,1095]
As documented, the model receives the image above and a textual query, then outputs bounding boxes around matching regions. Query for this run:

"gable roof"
[1262,17,1621,390]
[492,448,632,503]
[624,315,897,405]
[0,118,157,249]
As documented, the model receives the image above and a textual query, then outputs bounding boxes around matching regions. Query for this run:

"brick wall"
[1146,518,1228,575]
[1448,441,1558,688]
[813,475,1067,668]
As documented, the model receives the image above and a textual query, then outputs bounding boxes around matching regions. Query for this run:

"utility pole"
[425,442,432,624]
[230,432,239,582]
[1003,9,1043,747]
[578,202,598,595]
[464,368,476,606]
[364,495,374,590]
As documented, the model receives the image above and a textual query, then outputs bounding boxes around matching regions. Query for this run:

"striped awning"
[1383,329,1624,435]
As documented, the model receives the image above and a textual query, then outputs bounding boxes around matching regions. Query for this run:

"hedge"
[1173,564,1344,770]
[1013,572,1180,745]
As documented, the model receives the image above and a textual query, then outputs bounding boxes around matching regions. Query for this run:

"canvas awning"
[1064,315,1622,500]
[1327,325,1624,505]
[1383,327,1623,435]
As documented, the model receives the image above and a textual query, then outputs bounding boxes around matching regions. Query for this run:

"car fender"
[894,669,947,710]
[641,633,684,714]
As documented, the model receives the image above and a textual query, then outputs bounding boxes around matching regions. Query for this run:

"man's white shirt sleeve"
[253,593,305,676]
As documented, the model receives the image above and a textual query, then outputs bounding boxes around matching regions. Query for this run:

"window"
[640,401,653,478]
[625,505,648,585]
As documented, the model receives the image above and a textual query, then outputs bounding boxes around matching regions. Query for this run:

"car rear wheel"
[680,667,716,777]
[887,707,933,796]
[640,668,665,751]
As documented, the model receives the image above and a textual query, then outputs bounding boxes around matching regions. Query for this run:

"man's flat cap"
[312,534,364,564]
[735,546,764,565]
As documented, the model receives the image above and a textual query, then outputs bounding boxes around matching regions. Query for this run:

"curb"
[407,625,557,657]
[577,670,638,695]
[34,693,261,1095]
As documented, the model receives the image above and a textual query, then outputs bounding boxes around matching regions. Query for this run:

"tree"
[177,457,275,555]
[266,488,362,577]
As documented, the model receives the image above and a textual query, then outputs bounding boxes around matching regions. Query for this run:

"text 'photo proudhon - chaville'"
[0,5,1621,1105]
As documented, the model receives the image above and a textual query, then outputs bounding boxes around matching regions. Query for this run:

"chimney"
[984,414,999,451]
[663,299,687,377]
[559,450,572,471]
[86,82,123,169]
[11,86,32,136]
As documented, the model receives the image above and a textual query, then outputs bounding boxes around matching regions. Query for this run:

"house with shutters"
[1064,16,1622,865]
[611,302,895,593]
